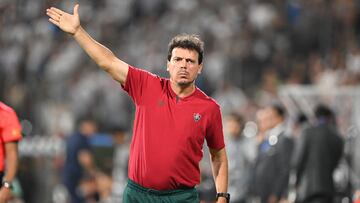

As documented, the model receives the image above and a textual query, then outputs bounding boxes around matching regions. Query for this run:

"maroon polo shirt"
[122,66,225,190]
[0,102,22,171]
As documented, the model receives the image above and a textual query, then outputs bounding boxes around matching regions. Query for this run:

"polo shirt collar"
[167,80,199,101]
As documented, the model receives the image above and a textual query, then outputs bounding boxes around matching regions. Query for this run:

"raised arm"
[46,4,128,85]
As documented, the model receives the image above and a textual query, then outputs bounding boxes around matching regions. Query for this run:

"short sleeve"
[121,66,159,105]
[205,105,225,149]
[1,110,22,142]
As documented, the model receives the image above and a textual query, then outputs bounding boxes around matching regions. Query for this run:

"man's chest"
[138,91,211,141]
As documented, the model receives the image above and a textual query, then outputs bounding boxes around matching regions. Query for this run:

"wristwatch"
[216,192,230,202]
[2,181,12,189]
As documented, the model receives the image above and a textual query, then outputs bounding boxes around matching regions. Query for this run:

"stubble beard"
[177,78,195,87]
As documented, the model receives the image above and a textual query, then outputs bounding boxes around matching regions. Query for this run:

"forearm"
[73,26,128,84]
[3,143,18,182]
[209,148,228,194]
[73,26,114,68]
[46,5,129,84]
[212,161,228,193]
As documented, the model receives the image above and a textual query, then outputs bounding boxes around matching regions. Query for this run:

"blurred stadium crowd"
[1,0,360,202]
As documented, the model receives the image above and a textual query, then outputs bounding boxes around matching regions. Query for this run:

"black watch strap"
[216,192,230,202]
[2,181,12,189]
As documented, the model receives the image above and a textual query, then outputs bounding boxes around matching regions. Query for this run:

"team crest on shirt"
[194,113,201,122]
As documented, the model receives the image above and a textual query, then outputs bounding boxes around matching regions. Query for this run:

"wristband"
[2,181,12,189]
[216,192,230,202]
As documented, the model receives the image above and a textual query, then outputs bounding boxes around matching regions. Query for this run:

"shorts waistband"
[127,179,195,196]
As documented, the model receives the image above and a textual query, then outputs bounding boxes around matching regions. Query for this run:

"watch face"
[2,181,11,189]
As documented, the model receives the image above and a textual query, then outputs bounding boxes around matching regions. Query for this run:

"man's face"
[256,109,272,132]
[167,47,203,87]
[265,107,283,128]
[226,116,241,138]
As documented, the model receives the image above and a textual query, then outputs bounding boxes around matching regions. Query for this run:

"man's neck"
[170,81,196,98]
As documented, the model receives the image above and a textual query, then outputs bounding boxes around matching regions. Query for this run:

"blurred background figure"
[77,172,99,203]
[197,146,217,203]
[110,126,129,203]
[225,112,257,203]
[292,113,310,140]
[94,171,112,203]
[251,104,294,203]
[292,104,344,203]
[345,125,360,203]
[62,118,98,203]
[0,102,23,203]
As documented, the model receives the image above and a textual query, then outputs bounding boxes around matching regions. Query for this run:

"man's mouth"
[178,72,188,77]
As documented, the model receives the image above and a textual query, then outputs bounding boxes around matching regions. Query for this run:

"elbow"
[98,52,116,73]
[100,65,111,74]
[98,60,111,72]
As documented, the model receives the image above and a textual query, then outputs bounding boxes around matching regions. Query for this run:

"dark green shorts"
[122,179,200,203]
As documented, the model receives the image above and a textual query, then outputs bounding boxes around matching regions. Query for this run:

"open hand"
[46,4,80,35]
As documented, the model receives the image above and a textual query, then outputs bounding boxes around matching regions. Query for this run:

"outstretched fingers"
[48,18,60,27]
[49,7,65,16]
[46,5,80,34]
[46,9,61,22]
[73,4,79,16]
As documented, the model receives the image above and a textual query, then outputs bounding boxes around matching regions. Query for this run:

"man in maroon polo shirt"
[0,102,22,203]
[47,4,229,203]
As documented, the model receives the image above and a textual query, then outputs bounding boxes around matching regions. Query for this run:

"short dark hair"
[76,116,96,128]
[228,112,245,132]
[110,125,128,135]
[314,104,335,120]
[270,103,286,118]
[296,112,308,125]
[167,34,204,64]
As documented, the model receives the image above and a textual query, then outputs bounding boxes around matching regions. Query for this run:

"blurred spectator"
[292,113,310,139]
[2,0,360,136]
[95,171,112,203]
[110,127,129,202]
[0,102,23,203]
[197,145,217,203]
[225,112,257,203]
[213,83,248,116]
[292,104,344,203]
[254,108,273,146]
[77,172,99,203]
[62,118,98,203]
[255,69,282,107]
[251,104,294,203]
[344,125,360,202]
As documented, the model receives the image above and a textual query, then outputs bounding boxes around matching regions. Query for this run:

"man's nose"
[180,59,187,69]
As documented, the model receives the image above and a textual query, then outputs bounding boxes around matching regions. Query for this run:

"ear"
[197,63,203,74]
[166,61,170,71]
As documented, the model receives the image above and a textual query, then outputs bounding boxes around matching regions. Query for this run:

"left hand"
[216,197,228,203]
[46,4,81,35]
[0,187,12,203]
